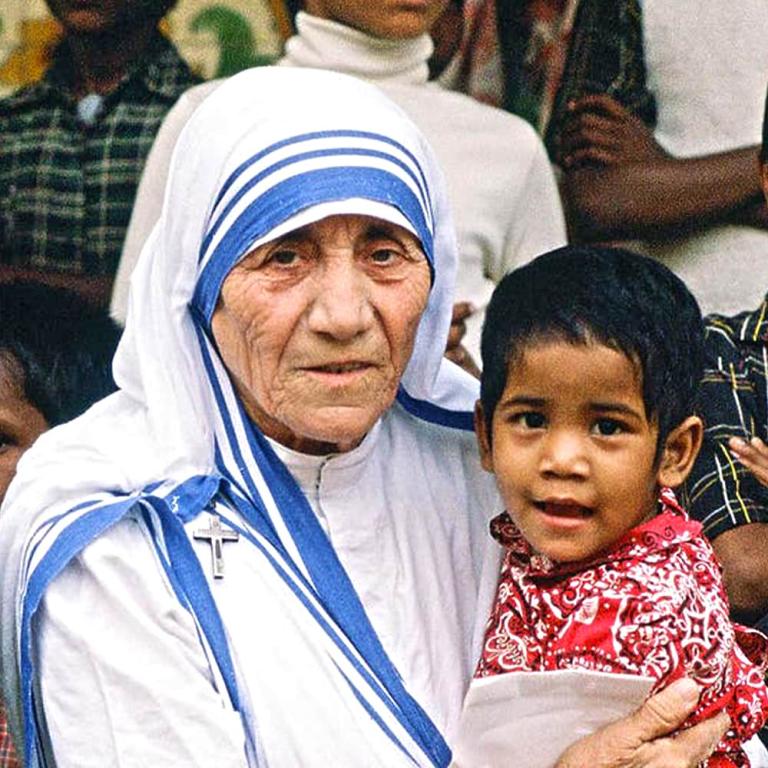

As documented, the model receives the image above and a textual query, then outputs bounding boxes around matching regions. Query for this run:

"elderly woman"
[0,68,724,768]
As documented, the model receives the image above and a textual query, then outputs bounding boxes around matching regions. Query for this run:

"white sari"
[0,68,498,768]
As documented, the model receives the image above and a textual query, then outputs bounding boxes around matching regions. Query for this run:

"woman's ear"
[474,400,494,473]
[657,415,703,488]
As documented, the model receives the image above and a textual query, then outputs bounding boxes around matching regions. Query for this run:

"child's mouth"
[535,501,593,518]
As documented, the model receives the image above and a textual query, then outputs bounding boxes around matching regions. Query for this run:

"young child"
[473,246,768,767]
[0,280,121,768]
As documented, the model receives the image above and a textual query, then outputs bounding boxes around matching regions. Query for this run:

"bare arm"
[557,95,765,242]
[556,679,729,768]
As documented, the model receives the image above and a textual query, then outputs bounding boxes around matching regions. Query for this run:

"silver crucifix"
[193,514,239,579]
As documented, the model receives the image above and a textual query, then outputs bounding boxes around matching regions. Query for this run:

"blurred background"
[0,0,291,96]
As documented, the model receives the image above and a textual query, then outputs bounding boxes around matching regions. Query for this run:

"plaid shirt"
[544,0,656,161]
[0,702,18,768]
[0,33,199,277]
[684,298,768,539]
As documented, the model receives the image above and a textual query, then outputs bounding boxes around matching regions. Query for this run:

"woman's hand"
[555,678,729,768]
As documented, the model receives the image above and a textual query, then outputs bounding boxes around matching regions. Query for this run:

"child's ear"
[474,400,494,473]
[656,415,703,488]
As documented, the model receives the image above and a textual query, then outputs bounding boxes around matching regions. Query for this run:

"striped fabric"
[684,298,768,538]
[185,128,448,767]
[0,34,199,277]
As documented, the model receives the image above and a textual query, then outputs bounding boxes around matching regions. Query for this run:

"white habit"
[0,68,503,768]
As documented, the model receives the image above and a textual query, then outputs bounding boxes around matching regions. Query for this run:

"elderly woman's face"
[212,214,431,454]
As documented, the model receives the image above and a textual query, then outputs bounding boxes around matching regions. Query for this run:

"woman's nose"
[539,431,589,478]
[306,257,374,340]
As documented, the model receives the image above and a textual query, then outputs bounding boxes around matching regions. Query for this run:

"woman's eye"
[370,248,400,264]
[593,418,622,436]
[512,412,545,429]
[269,249,300,266]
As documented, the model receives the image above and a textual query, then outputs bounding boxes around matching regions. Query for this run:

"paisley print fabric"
[476,488,768,767]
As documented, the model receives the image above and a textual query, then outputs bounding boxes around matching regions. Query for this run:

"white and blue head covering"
[0,67,478,767]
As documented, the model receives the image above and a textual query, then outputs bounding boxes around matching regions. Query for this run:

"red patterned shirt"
[0,701,19,768]
[476,489,768,768]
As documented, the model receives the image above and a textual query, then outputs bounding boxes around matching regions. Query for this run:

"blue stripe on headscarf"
[211,129,433,222]
[192,165,434,323]
[202,147,433,262]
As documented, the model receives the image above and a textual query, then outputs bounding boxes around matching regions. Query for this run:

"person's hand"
[555,678,729,767]
[730,435,768,485]
[447,302,475,352]
[445,302,480,378]
[559,94,668,170]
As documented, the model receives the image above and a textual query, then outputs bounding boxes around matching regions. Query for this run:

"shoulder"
[0,79,53,121]
[703,301,768,361]
[42,504,183,623]
[383,82,546,162]
[382,403,498,506]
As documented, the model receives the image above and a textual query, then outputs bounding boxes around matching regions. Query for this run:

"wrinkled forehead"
[188,106,436,324]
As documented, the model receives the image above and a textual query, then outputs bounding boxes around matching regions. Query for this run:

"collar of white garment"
[266,416,382,494]
[281,11,433,85]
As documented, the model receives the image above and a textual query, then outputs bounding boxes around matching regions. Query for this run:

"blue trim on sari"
[192,166,434,323]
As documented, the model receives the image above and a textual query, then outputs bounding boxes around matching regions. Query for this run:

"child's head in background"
[0,281,121,501]
[475,246,705,563]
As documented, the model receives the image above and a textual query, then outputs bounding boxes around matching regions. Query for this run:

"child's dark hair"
[480,246,705,452]
[0,281,121,426]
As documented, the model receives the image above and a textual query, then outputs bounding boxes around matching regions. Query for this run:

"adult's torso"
[641,0,768,315]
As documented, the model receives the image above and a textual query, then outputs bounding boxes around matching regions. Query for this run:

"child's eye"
[592,418,623,436]
[512,412,546,429]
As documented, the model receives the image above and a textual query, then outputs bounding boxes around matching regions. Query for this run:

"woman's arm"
[36,516,249,768]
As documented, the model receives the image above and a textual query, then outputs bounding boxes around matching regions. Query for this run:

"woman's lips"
[302,361,376,384]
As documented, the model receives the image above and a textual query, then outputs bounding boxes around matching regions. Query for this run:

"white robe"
[36,407,502,768]
[0,68,503,768]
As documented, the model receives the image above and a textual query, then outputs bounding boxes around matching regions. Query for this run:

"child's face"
[0,362,48,504]
[476,340,665,564]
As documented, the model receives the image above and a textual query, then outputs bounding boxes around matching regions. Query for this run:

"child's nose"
[539,431,589,478]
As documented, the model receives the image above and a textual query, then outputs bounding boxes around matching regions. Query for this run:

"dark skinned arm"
[557,95,765,242]
[444,301,480,379]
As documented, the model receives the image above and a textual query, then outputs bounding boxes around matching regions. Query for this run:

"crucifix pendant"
[193,514,239,579]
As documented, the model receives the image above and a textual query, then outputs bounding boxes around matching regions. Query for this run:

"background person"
[110,0,566,372]
[0,280,120,768]
[1,67,726,768]
[0,0,199,306]
[684,88,768,630]
[545,0,768,317]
